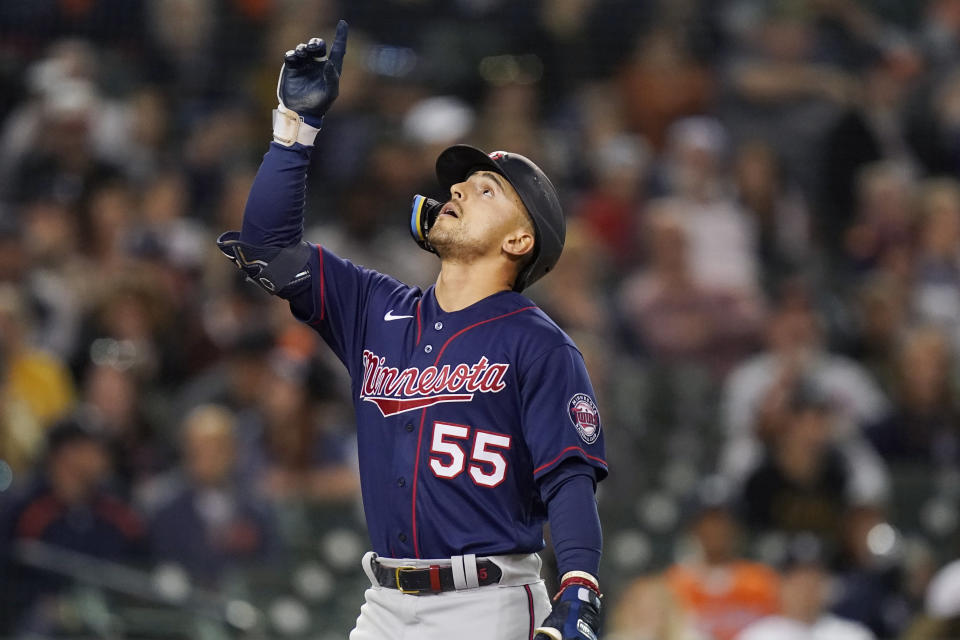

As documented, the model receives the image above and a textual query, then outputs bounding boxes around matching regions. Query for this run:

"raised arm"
[217,21,348,296]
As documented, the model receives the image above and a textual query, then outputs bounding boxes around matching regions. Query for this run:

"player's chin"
[430,233,473,262]
[430,237,455,259]
[427,225,454,251]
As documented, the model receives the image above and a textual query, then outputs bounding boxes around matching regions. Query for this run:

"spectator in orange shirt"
[665,480,780,640]
[607,573,702,640]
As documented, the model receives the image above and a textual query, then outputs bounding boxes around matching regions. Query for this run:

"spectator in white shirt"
[660,117,761,296]
[736,540,875,640]
[720,279,889,485]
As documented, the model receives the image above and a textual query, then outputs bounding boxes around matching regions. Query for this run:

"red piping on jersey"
[432,306,536,366]
[411,407,429,557]
[415,300,422,346]
[533,446,607,475]
[524,584,535,639]
[411,304,536,558]
[317,246,325,321]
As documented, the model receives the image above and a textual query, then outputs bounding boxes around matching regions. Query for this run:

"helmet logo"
[489,151,507,160]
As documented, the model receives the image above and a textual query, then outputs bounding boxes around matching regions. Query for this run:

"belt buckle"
[395,566,420,594]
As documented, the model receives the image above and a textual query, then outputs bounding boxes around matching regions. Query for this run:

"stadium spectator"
[843,161,916,280]
[720,280,889,484]
[577,133,651,269]
[607,574,704,640]
[618,25,714,149]
[18,198,85,359]
[903,555,960,639]
[658,117,761,296]
[819,44,922,249]
[740,380,889,545]
[865,327,960,467]
[907,68,960,177]
[830,506,914,638]
[238,349,359,503]
[0,284,75,476]
[910,178,960,349]
[0,40,102,188]
[82,362,173,493]
[921,0,960,64]
[618,203,763,378]
[732,139,812,290]
[73,266,178,382]
[147,404,275,587]
[0,413,145,634]
[721,0,864,196]
[846,273,910,394]
[5,74,118,208]
[735,537,876,640]
[535,219,614,340]
[664,481,779,640]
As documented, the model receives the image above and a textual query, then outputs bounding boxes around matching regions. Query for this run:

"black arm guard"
[216,231,313,296]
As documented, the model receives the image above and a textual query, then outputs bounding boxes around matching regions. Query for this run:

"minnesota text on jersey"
[361,350,509,417]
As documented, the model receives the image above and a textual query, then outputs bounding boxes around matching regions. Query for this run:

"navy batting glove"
[534,579,602,640]
[277,19,348,127]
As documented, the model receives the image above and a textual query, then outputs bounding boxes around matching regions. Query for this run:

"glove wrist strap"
[272,104,321,147]
[555,571,601,601]
[559,571,599,590]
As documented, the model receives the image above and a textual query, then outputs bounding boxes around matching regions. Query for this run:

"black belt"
[371,557,502,595]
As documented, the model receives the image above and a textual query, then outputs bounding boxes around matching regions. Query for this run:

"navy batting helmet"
[409,145,565,292]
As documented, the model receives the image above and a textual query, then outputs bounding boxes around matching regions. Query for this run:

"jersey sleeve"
[520,344,608,482]
[285,244,401,373]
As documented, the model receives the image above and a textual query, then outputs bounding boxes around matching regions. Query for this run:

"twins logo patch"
[568,393,601,444]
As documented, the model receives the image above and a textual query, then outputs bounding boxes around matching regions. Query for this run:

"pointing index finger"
[329,19,349,74]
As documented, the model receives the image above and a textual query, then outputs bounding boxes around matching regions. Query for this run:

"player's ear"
[502,227,534,260]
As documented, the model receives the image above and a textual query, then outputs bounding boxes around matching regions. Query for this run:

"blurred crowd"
[1,0,960,638]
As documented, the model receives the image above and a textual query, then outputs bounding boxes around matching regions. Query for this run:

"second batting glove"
[534,573,602,640]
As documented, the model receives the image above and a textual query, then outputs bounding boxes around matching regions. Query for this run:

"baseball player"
[218,21,606,640]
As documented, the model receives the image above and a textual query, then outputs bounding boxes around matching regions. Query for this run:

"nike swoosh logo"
[384,310,414,321]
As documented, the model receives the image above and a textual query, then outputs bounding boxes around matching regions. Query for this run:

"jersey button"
[398,533,407,542]
[434,322,443,331]
[405,423,414,432]
[424,344,433,353]
[397,477,406,487]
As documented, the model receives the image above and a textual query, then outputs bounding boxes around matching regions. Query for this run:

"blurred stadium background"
[2,0,960,638]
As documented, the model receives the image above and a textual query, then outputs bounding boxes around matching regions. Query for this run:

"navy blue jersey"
[286,246,607,559]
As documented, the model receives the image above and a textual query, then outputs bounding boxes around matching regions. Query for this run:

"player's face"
[428,171,533,263]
